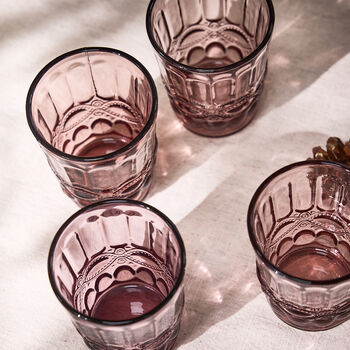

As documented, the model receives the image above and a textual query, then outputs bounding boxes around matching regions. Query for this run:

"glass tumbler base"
[82,320,180,350]
[265,292,350,331]
[173,99,258,137]
[169,84,263,137]
[63,172,153,208]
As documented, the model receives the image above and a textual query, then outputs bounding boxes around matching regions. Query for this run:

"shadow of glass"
[255,0,350,119]
[148,77,227,197]
[170,174,261,347]
[148,0,350,198]
[171,130,331,347]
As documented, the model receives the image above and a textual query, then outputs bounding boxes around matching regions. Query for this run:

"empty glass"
[26,47,158,206]
[248,161,350,331]
[146,0,274,137]
[48,199,186,349]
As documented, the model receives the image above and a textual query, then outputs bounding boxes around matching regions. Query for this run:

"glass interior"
[250,163,350,281]
[30,50,154,157]
[149,0,271,68]
[50,202,184,321]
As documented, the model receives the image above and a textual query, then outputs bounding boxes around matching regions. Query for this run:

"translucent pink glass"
[48,200,186,350]
[248,161,350,331]
[26,48,158,207]
[146,0,274,137]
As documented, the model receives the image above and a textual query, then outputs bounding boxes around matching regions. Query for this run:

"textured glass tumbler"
[48,200,186,350]
[146,0,274,137]
[26,48,158,207]
[248,161,350,331]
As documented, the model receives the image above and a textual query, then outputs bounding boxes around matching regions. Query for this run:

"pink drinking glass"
[248,160,350,331]
[48,199,186,350]
[146,0,274,137]
[26,48,158,207]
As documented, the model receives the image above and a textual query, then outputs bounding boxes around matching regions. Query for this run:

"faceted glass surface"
[48,200,186,350]
[147,0,274,136]
[248,161,350,331]
[27,48,158,206]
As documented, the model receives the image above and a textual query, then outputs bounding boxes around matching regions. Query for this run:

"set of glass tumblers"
[25,1,350,349]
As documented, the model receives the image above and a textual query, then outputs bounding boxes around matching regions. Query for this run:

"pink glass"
[146,0,274,137]
[48,199,186,350]
[26,48,158,207]
[248,160,350,331]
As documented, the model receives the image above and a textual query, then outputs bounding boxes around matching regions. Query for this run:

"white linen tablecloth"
[0,0,350,349]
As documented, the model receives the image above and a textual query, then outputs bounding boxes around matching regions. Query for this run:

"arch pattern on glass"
[27,48,158,206]
[72,245,175,319]
[254,168,350,282]
[52,98,144,157]
[248,161,350,331]
[147,0,274,136]
[49,201,185,350]
[161,48,267,118]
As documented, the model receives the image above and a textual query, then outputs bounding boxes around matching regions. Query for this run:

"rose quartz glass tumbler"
[48,200,186,350]
[248,161,350,331]
[26,48,158,207]
[146,0,274,137]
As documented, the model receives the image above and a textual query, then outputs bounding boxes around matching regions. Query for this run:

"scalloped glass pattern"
[27,49,157,206]
[248,162,350,331]
[147,0,274,136]
[49,201,185,350]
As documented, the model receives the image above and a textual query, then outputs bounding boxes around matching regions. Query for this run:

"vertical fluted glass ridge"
[27,48,158,206]
[146,0,274,136]
[150,0,271,65]
[49,200,186,349]
[248,161,350,331]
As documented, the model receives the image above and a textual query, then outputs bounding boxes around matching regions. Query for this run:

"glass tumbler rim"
[48,198,186,327]
[146,0,275,74]
[26,47,158,163]
[247,160,350,286]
